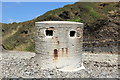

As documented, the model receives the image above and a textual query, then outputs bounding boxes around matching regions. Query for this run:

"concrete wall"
[35,21,84,70]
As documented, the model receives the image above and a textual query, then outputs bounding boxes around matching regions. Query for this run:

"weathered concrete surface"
[0,51,119,78]
[35,21,83,70]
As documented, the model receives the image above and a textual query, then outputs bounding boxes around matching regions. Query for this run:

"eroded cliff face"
[83,8,119,53]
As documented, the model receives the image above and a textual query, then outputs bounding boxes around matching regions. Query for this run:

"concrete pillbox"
[35,21,84,71]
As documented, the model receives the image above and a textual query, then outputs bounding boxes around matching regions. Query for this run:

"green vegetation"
[25,43,35,52]
[67,17,83,22]
[88,7,100,18]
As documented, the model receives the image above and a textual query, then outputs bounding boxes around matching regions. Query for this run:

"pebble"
[0,51,119,78]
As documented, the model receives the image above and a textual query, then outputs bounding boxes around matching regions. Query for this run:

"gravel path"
[0,51,119,78]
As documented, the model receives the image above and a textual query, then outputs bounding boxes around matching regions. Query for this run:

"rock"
[0,51,119,78]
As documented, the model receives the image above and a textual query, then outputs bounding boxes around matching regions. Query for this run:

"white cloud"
[8,19,21,23]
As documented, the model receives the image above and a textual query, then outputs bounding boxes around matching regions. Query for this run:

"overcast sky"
[2,2,74,23]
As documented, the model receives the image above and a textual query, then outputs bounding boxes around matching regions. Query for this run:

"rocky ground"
[0,51,119,79]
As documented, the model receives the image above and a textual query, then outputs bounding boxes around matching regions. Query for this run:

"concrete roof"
[35,21,83,24]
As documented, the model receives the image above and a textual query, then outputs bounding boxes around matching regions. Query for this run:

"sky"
[2,2,75,23]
